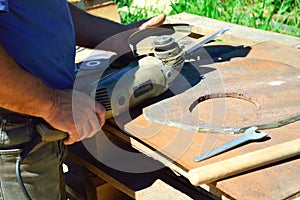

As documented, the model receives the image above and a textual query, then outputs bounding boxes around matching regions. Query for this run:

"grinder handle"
[35,124,68,142]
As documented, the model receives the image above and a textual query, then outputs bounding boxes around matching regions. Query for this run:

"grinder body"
[81,25,229,118]
[94,34,185,118]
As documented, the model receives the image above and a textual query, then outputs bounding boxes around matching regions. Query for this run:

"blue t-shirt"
[0,0,76,89]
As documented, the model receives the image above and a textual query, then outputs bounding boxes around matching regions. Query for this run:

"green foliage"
[113,0,133,7]
[113,0,162,24]
[115,0,300,36]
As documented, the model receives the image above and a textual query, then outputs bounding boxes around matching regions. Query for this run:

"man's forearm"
[69,3,140,50]
[0,44,56,118]
[0,45,106,144]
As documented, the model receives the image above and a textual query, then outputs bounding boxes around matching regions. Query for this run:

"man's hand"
[110,14,167,67]
[138,14,166,30]
[45,90,106,145]
[0,45,106,145]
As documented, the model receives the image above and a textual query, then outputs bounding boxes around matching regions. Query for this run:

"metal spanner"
[194,126,269,162]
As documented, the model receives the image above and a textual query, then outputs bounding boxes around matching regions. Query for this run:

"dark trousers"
[0,112,67,200]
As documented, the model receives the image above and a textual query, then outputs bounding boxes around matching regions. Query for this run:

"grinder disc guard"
[128,24,191,56]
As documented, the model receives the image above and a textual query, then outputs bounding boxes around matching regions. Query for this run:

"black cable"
[16,155,30,200]
[15,134,42,200]
[14,123,68,199]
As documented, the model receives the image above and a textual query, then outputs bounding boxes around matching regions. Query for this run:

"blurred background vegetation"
[113,0,300,37]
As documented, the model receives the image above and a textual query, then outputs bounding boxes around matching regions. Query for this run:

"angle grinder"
[78,25,230,118]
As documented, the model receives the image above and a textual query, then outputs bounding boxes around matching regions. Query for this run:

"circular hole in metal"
[189,93,259,128]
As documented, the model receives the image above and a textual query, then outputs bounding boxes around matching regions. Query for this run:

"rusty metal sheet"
[224,40,300,68]
[143,41,300,133]
[125,107,300,200]
[122,40,300,200]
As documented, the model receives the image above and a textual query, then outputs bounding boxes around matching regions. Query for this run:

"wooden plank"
[68,127,216,200]
[68,150,136,198]
[69,0,121,23]
[85,2,120,23]
[187,139,300,185]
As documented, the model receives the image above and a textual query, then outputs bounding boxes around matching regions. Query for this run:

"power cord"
[15,124,68,200]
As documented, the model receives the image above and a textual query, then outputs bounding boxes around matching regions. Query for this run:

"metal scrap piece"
[143,41,300,133]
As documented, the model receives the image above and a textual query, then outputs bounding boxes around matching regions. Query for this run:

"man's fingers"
[64,102,105,145]
[139,14,166,30]
[95,103,106,127]
[63,132,80,145]
[45,90,107,145]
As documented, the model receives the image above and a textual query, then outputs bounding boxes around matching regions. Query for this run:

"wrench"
[194,126,269,162]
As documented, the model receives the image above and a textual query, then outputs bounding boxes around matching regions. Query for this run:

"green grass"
[114,0,300,37]
[114,0,162,24]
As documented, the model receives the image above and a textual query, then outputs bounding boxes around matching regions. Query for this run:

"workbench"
[68,13,300,200]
